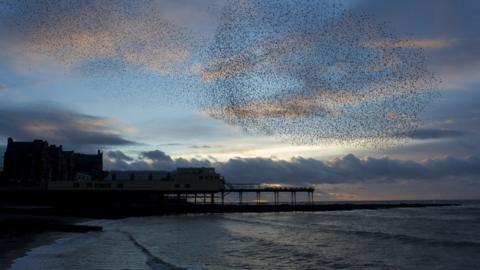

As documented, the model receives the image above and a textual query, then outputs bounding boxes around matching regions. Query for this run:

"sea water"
[9,201,480,270]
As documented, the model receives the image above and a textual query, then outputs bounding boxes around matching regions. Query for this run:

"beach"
[0,214,101,269]
[0,231,58,269]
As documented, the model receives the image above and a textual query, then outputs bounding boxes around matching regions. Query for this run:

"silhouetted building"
[2,138,103,187]
[1,138,225,193]
[72,152,104,181]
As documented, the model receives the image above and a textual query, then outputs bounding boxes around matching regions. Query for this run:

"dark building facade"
[1,138,103,187]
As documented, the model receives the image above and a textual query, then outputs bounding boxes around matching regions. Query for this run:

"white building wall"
[48,167,225,192]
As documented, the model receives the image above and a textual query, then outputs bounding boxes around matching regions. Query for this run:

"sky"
[0,0,479,200]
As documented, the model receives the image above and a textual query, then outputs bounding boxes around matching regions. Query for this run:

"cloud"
[397,128,468,140]
[189,145,212,149]
[199,1,438,146]
[0,82,5,92]
[105,150,134,162]
[140,150,173,162]
[103,149,480,186]
[0,104,136,149]
[363,38,457,50]
[0,1,194,76]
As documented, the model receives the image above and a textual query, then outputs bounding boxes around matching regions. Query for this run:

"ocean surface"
[9,201,480,270]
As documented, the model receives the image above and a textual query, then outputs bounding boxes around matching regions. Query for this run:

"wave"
[334,229,480,248]
[120,230,198,270]
[220,215,309,230]
[220,215,480,249]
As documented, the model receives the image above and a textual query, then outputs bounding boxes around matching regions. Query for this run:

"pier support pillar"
[239,192,243,205]
[290,192,297,206]
[221,192,224,206]
[211,192,214,205]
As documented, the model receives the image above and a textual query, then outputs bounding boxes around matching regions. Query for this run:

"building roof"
[6,139,48,154]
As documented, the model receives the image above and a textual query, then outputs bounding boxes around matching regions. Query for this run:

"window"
[148,173,153,181]
[112,173,116,181]
[73,183,80,188]
[94,183,111,188]
[130,173,135,181]
[174,184,180,188]
[163,173,173,181]
[185,184,191,188]
[199,176,203,180]
[117,183,124,188]
[86,183,92,188]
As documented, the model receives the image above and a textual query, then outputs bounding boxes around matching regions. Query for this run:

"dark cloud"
[140,150,173,162]
[105,150,211,171]
[0,105,136,150]
[398,128,468,140]
[159,143,185,146]
[189,145,212,149]
[216,154,428,184]
[105,150,134,162]
[104,150,480,185]
[223,154,480,183]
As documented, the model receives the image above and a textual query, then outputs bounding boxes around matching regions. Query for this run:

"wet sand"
[0,215,101,269]
[0,232,59,269]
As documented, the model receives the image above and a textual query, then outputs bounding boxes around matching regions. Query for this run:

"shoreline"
[0,231,60,270]
[0,201,461,218]
[0,215,102,269]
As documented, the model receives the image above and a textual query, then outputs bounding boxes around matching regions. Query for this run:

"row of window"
[110,173,173,181]
[174,184,191,188]
[72,183,123,188]
[198,175,220,180]
[108,174,219,181]
[72,183,196,189]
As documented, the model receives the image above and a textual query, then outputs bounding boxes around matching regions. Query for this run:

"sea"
[8,201,480,270]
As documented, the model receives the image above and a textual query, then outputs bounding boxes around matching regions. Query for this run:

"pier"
[223,183,315,205]
[1,138,319,213]
[163,183,315,207]
[0,185,458,216]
